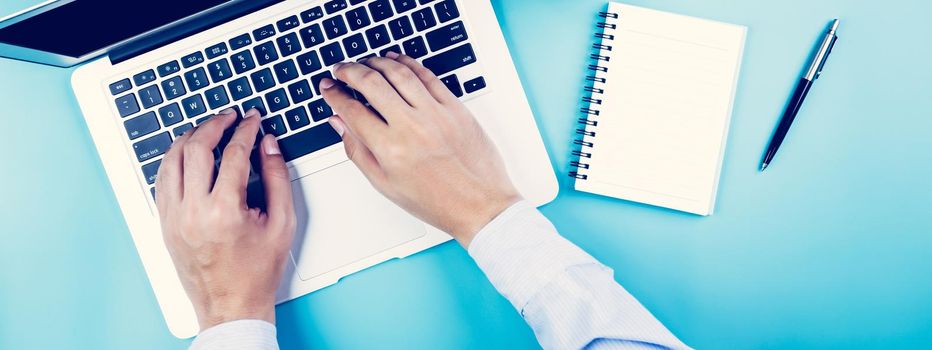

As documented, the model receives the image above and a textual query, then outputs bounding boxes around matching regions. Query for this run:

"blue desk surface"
[1,0,930,349]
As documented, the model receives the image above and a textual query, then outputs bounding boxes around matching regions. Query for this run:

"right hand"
[320,53,521,247]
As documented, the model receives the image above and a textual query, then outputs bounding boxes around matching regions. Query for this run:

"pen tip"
[760,163,769,172]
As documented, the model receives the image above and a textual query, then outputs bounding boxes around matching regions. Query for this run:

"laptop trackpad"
[289,161,427,281]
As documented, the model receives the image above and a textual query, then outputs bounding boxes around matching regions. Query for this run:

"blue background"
[1,0,930,349]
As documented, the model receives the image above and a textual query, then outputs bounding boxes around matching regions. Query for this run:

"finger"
[329,116,385,183]
[214,109,262,203]
[361,56,435,108]
[389,52,459,105]
[182,109,238,197]
[155,130,193,211]
[319,78,388,148]
[331,61,412,120]
[258,134,295,231]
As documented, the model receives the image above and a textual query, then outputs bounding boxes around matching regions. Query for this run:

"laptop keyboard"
[106,0,486,201]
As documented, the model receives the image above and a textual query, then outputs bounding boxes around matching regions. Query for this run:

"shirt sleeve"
[189,319,279,350]
[468,200,691,350]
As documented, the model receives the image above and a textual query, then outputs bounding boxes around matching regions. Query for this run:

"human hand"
[154,108,296,330]
[320,53,521,247]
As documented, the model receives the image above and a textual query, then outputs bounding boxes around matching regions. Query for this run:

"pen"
[760,19,840,171]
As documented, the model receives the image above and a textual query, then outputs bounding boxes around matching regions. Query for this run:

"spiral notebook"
[570,2,747,216]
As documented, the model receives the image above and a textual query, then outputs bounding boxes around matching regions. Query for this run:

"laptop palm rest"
[289,161,428,281]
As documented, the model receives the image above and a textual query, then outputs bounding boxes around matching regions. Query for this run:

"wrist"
[450,190,522,248]
[196,295,276,331]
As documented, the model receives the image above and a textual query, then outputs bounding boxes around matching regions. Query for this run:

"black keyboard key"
[157,60,181,77]
[380,44,401,57]
[125,111,161,140]
[206,42,229,59]
[322,16,349,40]
[265,88,291,113]
[159,103,184,127]
[277,15,301,32]
[139,84,164,109]
[350,0,367,4]
[115,94,140,117]
[440,74,463,97]
[254,41,279,65]
[423,43,476,76]
[231,50,257,74]
[195,115,213,126]
[435,0,459,23]
[402,36,428,59]
[277,32,301,57]
[325,0,348,14]
[412,7,437,31]
[228,77,253,101]
[284,105,311,130]
[133,70,157,86]
[464,76,486,94]
[182,94,207,118]
[207,59,233,83]
[297,51,323,75]
[389,16,414,40]
[288,79,314,103]
[308,99,334,121]
[251,68,276,92]
[426,21,468,52]
[184,67,210,91]
[242,96,268,116]
[343,33,368,58]
[300,24,327,49]
[320,42,345,66]
[419,0,439,4]
[161,76,186,100]
[279,123,342,162]
[262,115,288,136]
[253,24,276,41]
[230,33,252,50]
[181,51,205,68]
[346,6,371,31]
[393,0,417,13]
[205,85,231,110]
[368,0,394,22]
[134,132,172,162]
[274,59,300,83]
[366,24,392,49]
[142,159,162,185]
[301,6,325,23]
[110,79,132,96]
[311,71,334,95]
[173,122,194,137]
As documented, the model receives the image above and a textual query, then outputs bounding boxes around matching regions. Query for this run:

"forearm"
[468,201,690,350]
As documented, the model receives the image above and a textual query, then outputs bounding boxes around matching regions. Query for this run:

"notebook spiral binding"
[569,10,619,181]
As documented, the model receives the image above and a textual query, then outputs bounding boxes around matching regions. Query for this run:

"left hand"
[154,108,296,331]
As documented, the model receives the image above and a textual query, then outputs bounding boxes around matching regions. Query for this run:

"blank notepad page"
[575,3,747,215]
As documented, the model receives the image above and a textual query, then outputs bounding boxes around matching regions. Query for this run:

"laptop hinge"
[108,0,282,65]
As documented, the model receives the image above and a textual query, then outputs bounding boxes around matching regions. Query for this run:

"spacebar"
[279,123,342,162]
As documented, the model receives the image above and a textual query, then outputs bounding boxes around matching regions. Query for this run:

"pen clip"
[815,35,838,80]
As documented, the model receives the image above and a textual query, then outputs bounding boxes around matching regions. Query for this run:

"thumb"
[330,116,385,184]
[259,134,296,232]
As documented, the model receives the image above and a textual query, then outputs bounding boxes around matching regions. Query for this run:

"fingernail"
[320,78,336,90]
[220,108,236,116]
[329,117,345,137]
[264,135,281,156]
[385,51,400,59]
[333,62,345,70]
[245,108,260,119]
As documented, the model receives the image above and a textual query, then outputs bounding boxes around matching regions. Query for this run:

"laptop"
[0,0,557,338]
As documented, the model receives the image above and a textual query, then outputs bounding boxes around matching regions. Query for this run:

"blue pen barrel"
[762,78,813,168]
